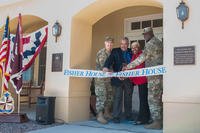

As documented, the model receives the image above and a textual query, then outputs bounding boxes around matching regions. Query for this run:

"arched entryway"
[69,0,163,122]
[0,15,48,39]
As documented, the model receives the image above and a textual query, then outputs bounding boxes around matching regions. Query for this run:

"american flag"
[0,16,10,92]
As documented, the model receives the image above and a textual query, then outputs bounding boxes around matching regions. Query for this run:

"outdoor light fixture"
[52,21,62,42]
[176,0,189,29]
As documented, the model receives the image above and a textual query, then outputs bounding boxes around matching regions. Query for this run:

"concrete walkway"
[29,120,163,133]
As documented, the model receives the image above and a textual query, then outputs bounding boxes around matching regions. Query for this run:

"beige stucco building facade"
[0,0,200,132]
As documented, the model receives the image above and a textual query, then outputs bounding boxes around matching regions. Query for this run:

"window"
[124,14,163,49]
[23,66,33,81]
[38,47,47,85]
[131,22,140,30]
[142,20,151,29]
[153,19,163,27]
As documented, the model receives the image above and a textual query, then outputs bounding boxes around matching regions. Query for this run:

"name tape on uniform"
[64,65,166,78]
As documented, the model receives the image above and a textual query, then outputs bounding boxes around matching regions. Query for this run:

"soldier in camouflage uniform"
[125,27,163,129]
[95,37,114,124]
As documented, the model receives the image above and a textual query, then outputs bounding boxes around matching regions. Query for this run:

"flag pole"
[18,93,20,113]
[18,13,22,114]
[1,75,5,97]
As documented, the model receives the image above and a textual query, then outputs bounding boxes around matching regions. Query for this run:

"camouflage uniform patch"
[148,75,163,120]
[95,48,113,112]
[127,36,163,120]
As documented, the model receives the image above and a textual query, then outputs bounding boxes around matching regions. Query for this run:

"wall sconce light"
[52,21,62,42]
[176,0,189,29]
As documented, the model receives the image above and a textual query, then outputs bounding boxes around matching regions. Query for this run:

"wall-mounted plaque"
[52,53,63,72]
[174,46,195,65]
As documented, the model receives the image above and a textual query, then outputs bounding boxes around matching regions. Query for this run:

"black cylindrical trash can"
[36,96,56,124]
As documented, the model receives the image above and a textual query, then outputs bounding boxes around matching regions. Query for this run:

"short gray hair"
[121,37,129,44]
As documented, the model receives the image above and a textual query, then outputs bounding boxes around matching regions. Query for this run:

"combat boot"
[97,111,108,124]
[104,106,113,120]
[144,119,162,129]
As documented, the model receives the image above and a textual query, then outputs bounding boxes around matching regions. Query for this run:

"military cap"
[105,36,114,42]
[142,27,153,34]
